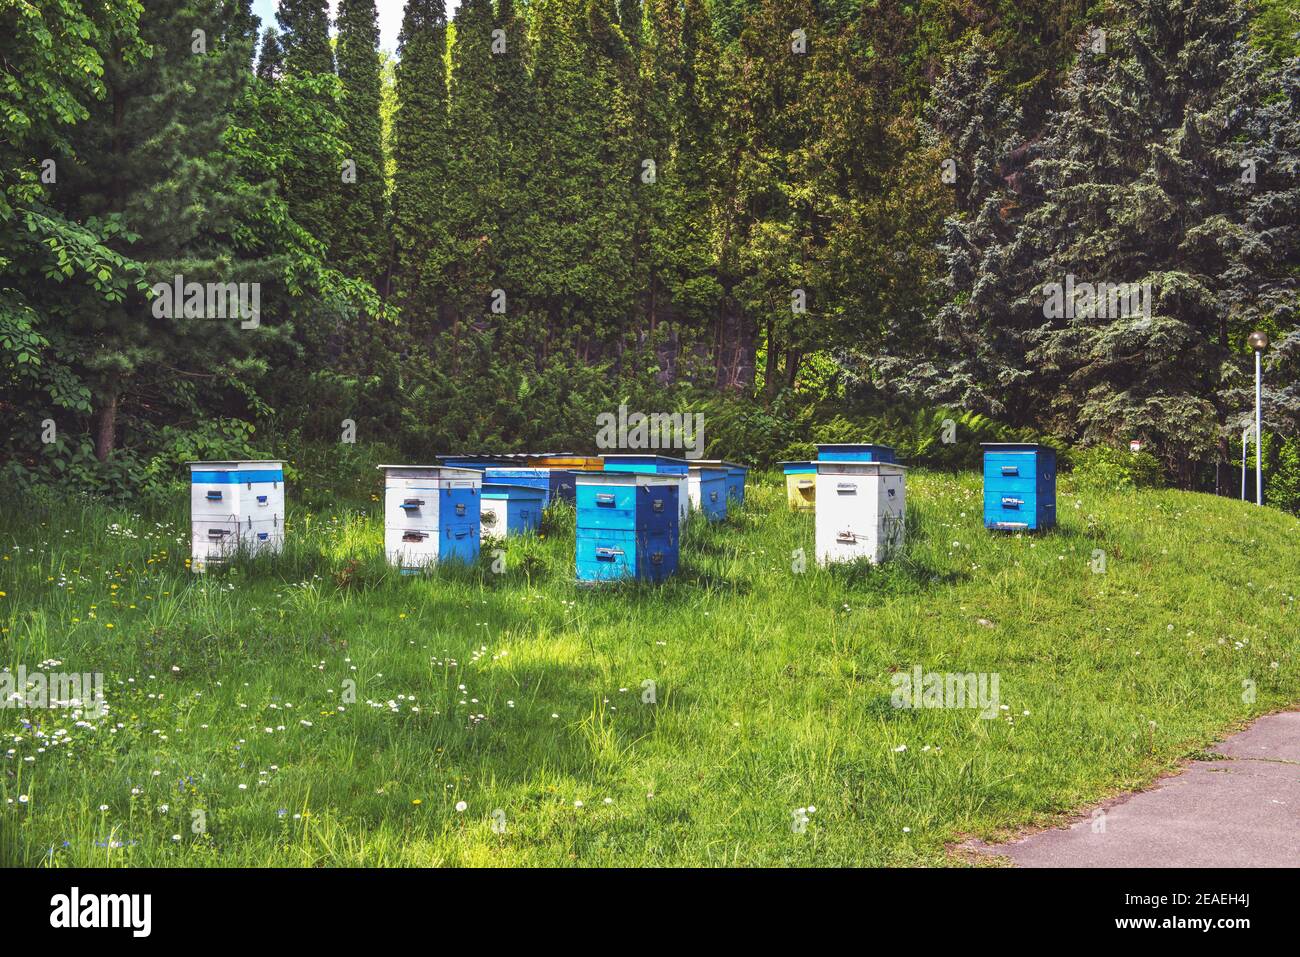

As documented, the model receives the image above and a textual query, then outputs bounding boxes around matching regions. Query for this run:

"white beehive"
[188,460,286,571]
[378,465,483,569]
[814,462,906,565]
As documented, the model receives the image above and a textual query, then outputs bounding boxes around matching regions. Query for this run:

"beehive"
[188,460,286,571]
[575,472,679,583]
[814,461,906,565]
[781,461,817,510]
[686,459,747,507]
[687,465,728,521]
[725,464,747,505]
[982,443,1057,531]
[482,467,576,506]
[480,483,545,538]
[816,443,897,463]
[436,455,576,505]
[600,455,691,529]
[533,454,604,470]
[378,465,482,570]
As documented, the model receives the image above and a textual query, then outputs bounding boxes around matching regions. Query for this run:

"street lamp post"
[1248,331,1269,506]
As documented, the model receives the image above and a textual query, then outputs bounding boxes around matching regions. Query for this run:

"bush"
[1064,445,1165,491]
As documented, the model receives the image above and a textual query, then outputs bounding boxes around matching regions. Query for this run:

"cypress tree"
[445,0,499,341]
[277,0,334,77]
[391,0,452,340]
[335,0,387,284]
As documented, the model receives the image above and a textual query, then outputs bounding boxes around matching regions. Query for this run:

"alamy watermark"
[150,274,260,329]
[595,404,704,459]
[1,666,105,716]
[1042,274,1151,322]
[890,666,1000,719]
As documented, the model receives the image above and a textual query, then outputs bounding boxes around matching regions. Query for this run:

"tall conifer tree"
[335,0,387,285]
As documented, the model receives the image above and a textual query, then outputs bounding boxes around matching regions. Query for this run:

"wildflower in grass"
[574,800,584,808]
[412,800,423,806]
[455,801,467,812]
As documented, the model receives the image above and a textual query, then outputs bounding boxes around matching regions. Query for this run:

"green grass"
[1,470,1296,866]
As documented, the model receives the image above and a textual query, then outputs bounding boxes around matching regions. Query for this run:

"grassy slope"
[0,470,1296,866]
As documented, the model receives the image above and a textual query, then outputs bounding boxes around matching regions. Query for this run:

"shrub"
[1064,444,1165,491]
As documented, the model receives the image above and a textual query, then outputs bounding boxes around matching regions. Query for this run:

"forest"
[2,0,1298,507]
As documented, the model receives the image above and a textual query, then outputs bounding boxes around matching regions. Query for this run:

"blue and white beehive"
[575,472,679,583]
[188,460,285,571]
[693,459,748,506]
[687,465,728,521]
[814,461,906,565]
[982,443,1056,531]
[378,465,482,569]
[600,455,691,529]
[816,443,897,464]
[480,482,545,538]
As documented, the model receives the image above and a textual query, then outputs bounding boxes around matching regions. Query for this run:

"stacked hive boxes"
[575,472,680,582]
[814,461,906,565]
[378,465,482,569]
[982,443,1056,531]
[480,483,545,537]
[188,460,285,571]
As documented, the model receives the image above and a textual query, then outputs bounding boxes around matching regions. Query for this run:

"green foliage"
[1063,445,1166,492]
[277,0,335,76]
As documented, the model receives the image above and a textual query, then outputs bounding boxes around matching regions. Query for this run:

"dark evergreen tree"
[256,26,285,82]
[391,0,452,339]
[335,0,387,285]
[53,0,263,459]
[277,0,334,76]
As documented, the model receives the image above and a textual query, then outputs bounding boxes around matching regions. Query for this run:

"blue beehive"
[481,467,575,506]
[725,463,747,505]
[601,455,691,528]
[982,443,1057,531]
[480,483,545,537]
[687,465,728,520]
[816,443,897,463]
[575,472,680,583]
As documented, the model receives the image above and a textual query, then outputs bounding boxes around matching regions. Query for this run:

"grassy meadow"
[1,468,1297,866]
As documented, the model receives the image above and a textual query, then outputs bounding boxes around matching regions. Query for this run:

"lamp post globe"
[1248,331,1269,352]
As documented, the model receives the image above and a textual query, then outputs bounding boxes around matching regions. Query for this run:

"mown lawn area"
[1,469,1296,865]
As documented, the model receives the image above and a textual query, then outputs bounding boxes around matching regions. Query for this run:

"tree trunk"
[94,380,120,462]
[764,317,778,402]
